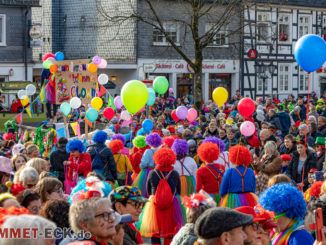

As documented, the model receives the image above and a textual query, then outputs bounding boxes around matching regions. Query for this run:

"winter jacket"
[318,124,326,137]
[268,114,282,130]
[279,143,297,156]
[203,129,219,138]
[68,152,92,181]
[87,143,117,182]
[316,151,325,171]
[254,153,282,178]
[50,146,70,182]
[287,151,317,189]
[146,169,181,195]
[171,223,197,245]
[278,112,291,134]
[299,104,307,121]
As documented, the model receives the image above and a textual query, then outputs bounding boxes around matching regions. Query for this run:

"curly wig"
[202,136,225,152]
[259,183,306,220]
[162,136,176,148]
[133,136,147,148]
[92,131,108,143]
[108,140,124,154]
[153,148,176,172]
[146,133,162,148]
[197,142,220,163]
[310,181,324,198]
[172,139,189,159]
[66,139,86,153]
[229,145,252,166]
[111,134,126,145]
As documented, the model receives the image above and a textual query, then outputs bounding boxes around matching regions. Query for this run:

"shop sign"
[143,63,156,73]
[248,49,257,60]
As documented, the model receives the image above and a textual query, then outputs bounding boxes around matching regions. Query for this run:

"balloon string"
[235,133,242,165]
[129,115,133,151]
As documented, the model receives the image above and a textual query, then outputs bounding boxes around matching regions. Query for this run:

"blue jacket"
[224,138,238,151]
[278,112,291,133]
[139,147,160,169]
[220,166,256,197]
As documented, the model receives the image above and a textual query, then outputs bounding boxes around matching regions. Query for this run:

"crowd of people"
[0,91,326,245]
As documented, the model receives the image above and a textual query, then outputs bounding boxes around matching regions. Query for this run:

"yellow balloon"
[212,87,228,106]
[21,97,29,106]
[91,97,103,111]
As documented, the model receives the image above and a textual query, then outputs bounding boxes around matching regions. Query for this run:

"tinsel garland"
[33,127,44,154]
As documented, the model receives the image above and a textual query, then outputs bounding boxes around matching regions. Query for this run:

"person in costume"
[259,183,314,245]
[162,136,176,149]
[220,145,258,208]
[129,136,150,181]
[171,139,197,197]
[133,133,162,197]
[196,142,225,203]
[108,139,133,186]
[111,134,130,157]
[65,139,92,181]
[138,148,185,245]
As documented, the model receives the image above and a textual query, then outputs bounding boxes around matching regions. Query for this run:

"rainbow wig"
[197,142,220,163]
[111,134,126,145]
[93,130,108,143]
[259,183,306,220]
[145,133,162,148]
[66,139,86,153]
[202,136,225,152]
[229,145,252,166]
[133,136,147,148]
[172,139,189,160]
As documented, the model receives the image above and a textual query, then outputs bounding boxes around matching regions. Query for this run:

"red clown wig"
[153,148,176,172]
[108,140,124,154]
[197,142,220,163]
[162,136,176,148]
[229,145,252,166]
[310,181,324,198]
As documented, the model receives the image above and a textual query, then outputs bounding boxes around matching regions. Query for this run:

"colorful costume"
[220,145,258,208]
[129,136,150,181]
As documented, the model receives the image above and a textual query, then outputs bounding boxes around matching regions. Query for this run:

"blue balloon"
[294,34,326,72]
[86,108,98,122]
[147,92,156,106]
[142,119,153,131]
[55,51,65,61]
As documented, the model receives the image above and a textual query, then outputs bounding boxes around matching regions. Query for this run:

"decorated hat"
[12,144,25,156]
[0,157,14,175]
[235,206,266,222]
[109,186,147,204]
[315,137,325,146]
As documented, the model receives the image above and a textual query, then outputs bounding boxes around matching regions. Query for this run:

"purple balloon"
[92,56,102,65]
[176,106,188,120]
[114,96,123,110]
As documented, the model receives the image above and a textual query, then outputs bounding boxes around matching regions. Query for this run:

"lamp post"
[254,62,277,102]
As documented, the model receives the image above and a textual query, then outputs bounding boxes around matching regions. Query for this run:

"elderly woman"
[287,140,317,191]
[16,189,41,215]
[254,141,282,179]
[297,124,315,147]
[37,177,64,205]
[11,166,39,196]
[66,139,92,181]
[26,158,50,174]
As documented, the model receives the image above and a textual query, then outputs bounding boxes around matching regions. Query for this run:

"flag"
[85,118,93,128]
[56,127,66,139]
[121,119,132,127]
[99,85,107,97]
[108,96,116,111]
[26,106,32,118]
[96,82,100,96]
[77,124,81,137]
[70,122,78,136]
[30,104,34,115]
[16,113,23,125]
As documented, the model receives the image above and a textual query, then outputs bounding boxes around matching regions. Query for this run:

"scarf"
[271,219,304,245]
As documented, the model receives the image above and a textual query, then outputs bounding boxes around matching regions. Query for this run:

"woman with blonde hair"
[268,174,292,188]
[26,158,50,174]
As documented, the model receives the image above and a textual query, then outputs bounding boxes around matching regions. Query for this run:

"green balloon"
[121,80,148,114]
[43,60,53,69]
[153,76,169,95]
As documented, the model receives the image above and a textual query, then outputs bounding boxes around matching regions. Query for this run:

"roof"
[254,0,326,8]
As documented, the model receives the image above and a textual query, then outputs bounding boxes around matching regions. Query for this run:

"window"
[299,68,309,92]
[153,22,179,46]
[322,16,326,40]
[279,64,291,92]
[279,15,291,42]
[0,14,6,46]
[257,77,271,93]
[205,24,228,46]
[257,13,271,42]
[298,16,311,38]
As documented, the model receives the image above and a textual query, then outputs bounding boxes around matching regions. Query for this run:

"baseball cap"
[109,186,147,205]
[0,156,14,175]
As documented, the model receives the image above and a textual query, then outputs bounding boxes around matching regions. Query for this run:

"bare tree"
[96,0,252,109]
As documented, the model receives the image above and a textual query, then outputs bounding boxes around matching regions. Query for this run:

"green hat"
[315,137,325,146]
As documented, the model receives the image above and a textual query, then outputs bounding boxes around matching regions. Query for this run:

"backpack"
[91,145,106,170]
[154,170,175,210]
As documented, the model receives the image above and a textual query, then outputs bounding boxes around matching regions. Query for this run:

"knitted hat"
[145,133,162,148]
[162,136,175,148]
[315,137,325,146]
[197,142,220,163]
[153,148,176,172]
[229,145,252,166]
[187,139,196,148]
[108,140,124,154]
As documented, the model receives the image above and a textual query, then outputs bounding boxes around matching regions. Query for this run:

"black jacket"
[146,169,181,195]
[287,151,317,189]
[268,114,282,130]
[279,143,297,156]
[50,146,70,181]
[317,151,325,171]
[87,143,117,181]
[318,125,326,137]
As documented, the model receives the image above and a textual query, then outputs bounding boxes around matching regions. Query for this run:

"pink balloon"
[93,56,101,65]
[114,96,123,110]
[98,59,108,69]
[187,108,197,122]
[169,88,173,93]
[240,121,256,137]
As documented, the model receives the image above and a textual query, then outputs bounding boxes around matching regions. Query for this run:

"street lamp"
[254,62,277,101]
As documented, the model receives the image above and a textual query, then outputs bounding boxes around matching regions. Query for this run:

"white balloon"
[121,110,131,121]
[18,90,27,100]
[98,74,109,85]
[26,84,36,96]
[47,57,56,63]
[70,97,82,109]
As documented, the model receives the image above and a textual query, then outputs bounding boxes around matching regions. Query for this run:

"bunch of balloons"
[17,84,37,106]
[42,52,65,74]
[88,56,108,74]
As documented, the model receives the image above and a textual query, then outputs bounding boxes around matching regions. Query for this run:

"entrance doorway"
[177,73,193,98]
[209,74,231,100]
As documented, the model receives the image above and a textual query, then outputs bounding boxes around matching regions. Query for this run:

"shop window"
[279,64,291,92]
[257,13,271,42]
[153,22,179,46]
[0,14,6,46]
[278,15,291,42]
[177,74,193,98]
[298,16,311,38]
[208,74,231,100]
[299,68,309,92]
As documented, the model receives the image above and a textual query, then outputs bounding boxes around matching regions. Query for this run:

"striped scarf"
[271,220,304,245]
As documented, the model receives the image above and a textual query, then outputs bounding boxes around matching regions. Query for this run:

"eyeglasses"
[95,211,115,222]
[275,212,286,220]
[127,201,145,209]
[251,223,264,231]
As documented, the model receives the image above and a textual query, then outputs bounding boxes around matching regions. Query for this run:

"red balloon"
[238,98,256,117]
[171,109,179,122]
[103,107,115,120]
[42,53,55,62]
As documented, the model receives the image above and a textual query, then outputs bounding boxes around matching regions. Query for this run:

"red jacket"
[196,163,225,194]
[129,146,150,175]
[68,152,92,180]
